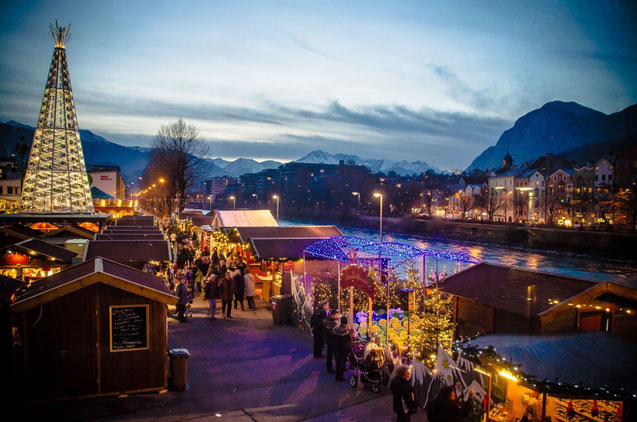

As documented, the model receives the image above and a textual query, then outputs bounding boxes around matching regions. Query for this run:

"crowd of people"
[310,300,476,422]
[155,220,476,421]
[147,221,257,323]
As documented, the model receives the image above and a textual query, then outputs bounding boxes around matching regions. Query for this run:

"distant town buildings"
[88,165,126,199]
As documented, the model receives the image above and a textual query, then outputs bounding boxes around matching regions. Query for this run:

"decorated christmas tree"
[411,273,456,365]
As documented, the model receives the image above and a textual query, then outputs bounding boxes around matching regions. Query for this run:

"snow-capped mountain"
[295,150,446,176]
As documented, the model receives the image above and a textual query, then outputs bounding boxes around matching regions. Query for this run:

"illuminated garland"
[304,236,478,272]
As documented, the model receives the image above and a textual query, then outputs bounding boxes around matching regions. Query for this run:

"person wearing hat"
[333,316,353,381]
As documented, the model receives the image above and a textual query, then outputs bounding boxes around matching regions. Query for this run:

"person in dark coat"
[174,278,189,323]
[332,316,353,381]
[233,269,245,310]
[428,385,474,422]
[324,310,339,373]
[390,365,418,422]
[310,301,329,358]
[219,271,236,318]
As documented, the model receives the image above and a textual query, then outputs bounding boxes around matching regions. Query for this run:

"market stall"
[10,257,177,400]
[462,331,636,421]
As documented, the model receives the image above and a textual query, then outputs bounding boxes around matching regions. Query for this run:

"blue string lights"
[304,236,479,271]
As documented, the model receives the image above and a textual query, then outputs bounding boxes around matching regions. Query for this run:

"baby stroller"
[349,340,385,393]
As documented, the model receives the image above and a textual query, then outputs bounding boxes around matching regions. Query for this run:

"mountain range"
[466,101,637,171]
[0,121,441,180]
[2,99,635,181]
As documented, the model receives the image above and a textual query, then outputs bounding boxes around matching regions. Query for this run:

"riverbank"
[281,211,637,260]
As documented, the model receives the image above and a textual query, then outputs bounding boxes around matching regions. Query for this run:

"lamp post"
[252,193,257,208]
[351,191,360,209]
[273,195,280,222]
[208,195,212,211]
[229,196,235,210]
[373,192,383,242]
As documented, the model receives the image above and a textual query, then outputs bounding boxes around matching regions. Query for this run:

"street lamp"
[273,195,280,222]
[373,192,383,242]
[208,195,212,211]
[159,178,165,184]
[229,196,235,210]
[351,191,360,209]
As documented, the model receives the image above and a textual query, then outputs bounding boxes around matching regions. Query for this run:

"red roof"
[438,263,597,317]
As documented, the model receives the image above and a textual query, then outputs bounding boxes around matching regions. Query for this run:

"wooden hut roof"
[250,237,333,260]
[104,226,162,232]
[0,224,43,240]
[40,225,96,240]
[212,210,278,228]
[85,240,170,263]
[11,257,176,312]
[116,216,155,226]
[96,233,165,241]
[465,331,637,395]
[231,225,342,243]
[438,263,599,317]
[5,238,77,263]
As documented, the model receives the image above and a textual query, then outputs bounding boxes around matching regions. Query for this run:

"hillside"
[466,101,637,171]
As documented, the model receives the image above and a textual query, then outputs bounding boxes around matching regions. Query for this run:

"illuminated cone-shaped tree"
[19,22,94,213]
[411,283,455,366]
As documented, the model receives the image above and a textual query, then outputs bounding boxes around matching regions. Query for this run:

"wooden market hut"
[97,233,165,241]
[10,257,177,400]
[1,275,23,385]
[0,237,78,280]
[439,263,637,342]
[85,240,171,269]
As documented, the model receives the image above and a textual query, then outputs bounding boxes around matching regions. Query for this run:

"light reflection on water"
[281,220,637,286]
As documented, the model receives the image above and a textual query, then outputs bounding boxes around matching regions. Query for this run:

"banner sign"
[341,264,374,299]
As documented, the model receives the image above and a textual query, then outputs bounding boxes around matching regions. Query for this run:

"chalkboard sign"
[109,305,149,352]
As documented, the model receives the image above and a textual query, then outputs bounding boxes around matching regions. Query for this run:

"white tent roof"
[213,210,278,228]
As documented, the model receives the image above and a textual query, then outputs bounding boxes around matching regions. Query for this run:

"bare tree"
[478,188,503,221]
[149,119,209,212]
[512,190,527,223]
[457,193,476,219]
[540,185,561,225]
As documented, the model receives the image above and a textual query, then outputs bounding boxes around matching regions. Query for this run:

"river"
[280,220,637,287]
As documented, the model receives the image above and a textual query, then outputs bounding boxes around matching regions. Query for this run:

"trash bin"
[168,348,190,391]
[270,294,291,325]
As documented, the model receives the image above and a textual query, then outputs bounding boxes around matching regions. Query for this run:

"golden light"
[159,178,165,183]
[373,192,382,198]
[229,196,235,200]
[498,369,518,383]
[152,184,156,188]
[273,195,278,199]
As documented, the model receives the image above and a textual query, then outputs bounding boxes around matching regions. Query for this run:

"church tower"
[19,22,94,213]
[502,145,513,171]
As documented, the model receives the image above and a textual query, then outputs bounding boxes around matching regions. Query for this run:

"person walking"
[203,274,218,320]
[390,365,418,422]
[310,301,329,358]
[219,271,236,318]
[233,269,245,311]
[428,385,474,422]
[244,268,256,310]
[174,277,189,323]
[333,316,353,381]
[324,310,339,373]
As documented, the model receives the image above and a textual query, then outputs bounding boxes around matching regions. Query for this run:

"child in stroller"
[349,340,385,392]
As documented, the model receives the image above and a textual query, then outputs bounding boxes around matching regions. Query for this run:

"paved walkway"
[14,295,428,421]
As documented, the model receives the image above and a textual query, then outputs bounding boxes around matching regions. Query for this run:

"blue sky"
[1,0,636,170]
